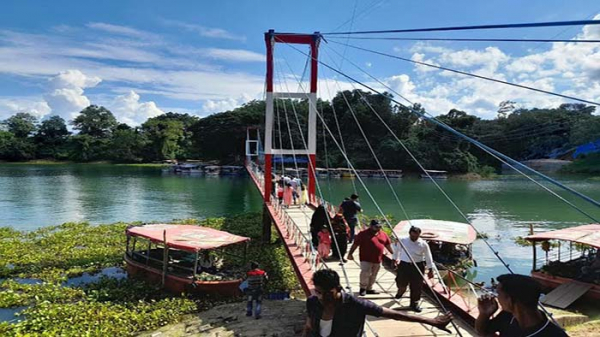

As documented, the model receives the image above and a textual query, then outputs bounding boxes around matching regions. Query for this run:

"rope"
[329,40,600,107]
[323,19,600,35]
[323,42,600,216]
[327,36,600,43]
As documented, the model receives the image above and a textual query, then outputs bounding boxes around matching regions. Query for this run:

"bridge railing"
[246,162,323,273]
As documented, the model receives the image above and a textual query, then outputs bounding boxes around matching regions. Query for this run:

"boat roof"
[425,170,447,173]
[525,224,600,248]
[127,224,250,252]
[393,219,477,245]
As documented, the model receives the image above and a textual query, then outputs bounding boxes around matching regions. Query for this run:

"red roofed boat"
[526,224,600,301]
[124,224,250,296]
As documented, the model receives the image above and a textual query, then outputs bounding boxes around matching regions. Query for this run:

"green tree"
[141,117,185,161]
[71,105,118,138]
[3,113,38,138]
[109,128,148,162]
[35,116,70,159]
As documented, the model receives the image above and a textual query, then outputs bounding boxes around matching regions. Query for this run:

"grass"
[0,213,298,336]
[561,153,600,174]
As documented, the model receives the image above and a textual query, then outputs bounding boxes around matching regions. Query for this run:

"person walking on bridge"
[393,226,434,312]
[340,194,362,243]
[302,269,452,337]
[347,220,393,296]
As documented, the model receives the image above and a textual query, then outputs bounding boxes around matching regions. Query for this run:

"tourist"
[310,205,329,249]
[579,250,600,282]
[475,274,567,336]
[340,194,362,243]
[302,269,453,337]
[283,183,293,207]
[290,176,299,204]
[318,227,332,259]
[392,226,434,312]
[300,182,309,205]
[330,214,349,262]
[276,182,284,205]
[246,262,268,319]
[347,220,393,296]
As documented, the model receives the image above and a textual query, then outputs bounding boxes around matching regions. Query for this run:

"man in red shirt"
[347,220,393,296]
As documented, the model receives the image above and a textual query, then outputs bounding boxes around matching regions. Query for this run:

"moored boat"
[125,224,250,296]
[381,169,403,178]
[316,168,329,178]
[339,168,356,179]
[526,224,600,301]
[421,170,448,179]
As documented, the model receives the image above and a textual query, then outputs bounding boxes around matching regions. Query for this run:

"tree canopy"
[0,93,598,173]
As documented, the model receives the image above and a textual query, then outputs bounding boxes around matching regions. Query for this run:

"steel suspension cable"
[323,42,600,215]
[279,46,465,336]
[329,40,600,107]
[327,36,600,43]
[323,19,600,35]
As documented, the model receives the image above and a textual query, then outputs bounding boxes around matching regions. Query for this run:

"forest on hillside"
[1,90,599,173]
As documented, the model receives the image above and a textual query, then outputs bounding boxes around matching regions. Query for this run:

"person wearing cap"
[393,226,434,312]
[347,220,393,296]
[339,194,362,243]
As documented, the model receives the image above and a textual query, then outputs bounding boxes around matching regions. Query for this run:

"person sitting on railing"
[476,274,567,337]
[302,269,452,337]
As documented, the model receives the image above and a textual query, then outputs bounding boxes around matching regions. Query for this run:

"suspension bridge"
[243,20,600,336]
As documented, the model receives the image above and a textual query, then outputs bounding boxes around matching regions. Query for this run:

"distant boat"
[380,169,403,179]
[339,168,356,179]
[221,165,244,176]
[316,168,329,178]
[171,163,202,174]
[421,170,448,179]
[204,166,221,176]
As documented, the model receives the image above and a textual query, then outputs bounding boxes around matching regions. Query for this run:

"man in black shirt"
[340,194,362,243]
[303,269,452,337]
[476,274,568,336]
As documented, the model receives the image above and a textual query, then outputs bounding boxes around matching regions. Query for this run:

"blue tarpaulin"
[573,139,600,158]
[272,156,309,164]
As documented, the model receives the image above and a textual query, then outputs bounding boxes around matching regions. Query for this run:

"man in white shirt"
[392,226,434,312]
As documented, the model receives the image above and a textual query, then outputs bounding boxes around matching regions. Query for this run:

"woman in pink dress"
[317,227,332,259]
[283,183,293,207]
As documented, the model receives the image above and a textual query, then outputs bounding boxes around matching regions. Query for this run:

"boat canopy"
[525,224,600,249]
[393,219,476,245]
[127,224,250,252]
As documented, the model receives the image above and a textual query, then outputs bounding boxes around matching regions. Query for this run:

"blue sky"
[0,0,599,124]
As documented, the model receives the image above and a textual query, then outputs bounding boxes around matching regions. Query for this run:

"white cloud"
[44,70,101,120]
[201,48,263,62]
[87,22,158,40]
[108,90,164,125]
[201,93,254,114]
[160,19,245,41]
[0,98,51,120]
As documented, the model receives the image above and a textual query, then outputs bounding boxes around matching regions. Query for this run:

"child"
[317,227,332,259]
[246,262,268,319]
[277,183,284,205]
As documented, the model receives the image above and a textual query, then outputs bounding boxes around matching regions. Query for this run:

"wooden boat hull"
[125,254,242,296]
[531,271,600,300]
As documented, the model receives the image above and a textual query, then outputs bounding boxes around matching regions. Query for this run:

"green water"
[1,164,599,283]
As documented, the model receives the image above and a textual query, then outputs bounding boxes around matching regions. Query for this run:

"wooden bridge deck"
[246,165,475,336]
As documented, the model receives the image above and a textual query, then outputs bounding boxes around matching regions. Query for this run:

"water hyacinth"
[0,212,299,336]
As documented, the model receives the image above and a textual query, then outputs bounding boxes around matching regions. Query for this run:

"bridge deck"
[246,165,475,336]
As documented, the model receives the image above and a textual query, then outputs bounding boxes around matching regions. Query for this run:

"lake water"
[1,164,599,283]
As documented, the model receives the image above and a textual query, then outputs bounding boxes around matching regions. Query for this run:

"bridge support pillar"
[262,204,272,243]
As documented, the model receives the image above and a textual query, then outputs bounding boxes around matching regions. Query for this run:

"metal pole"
[530,224,536,271]
[193,251,199,279]
[264,30,275,203]
[162,230,168,288]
